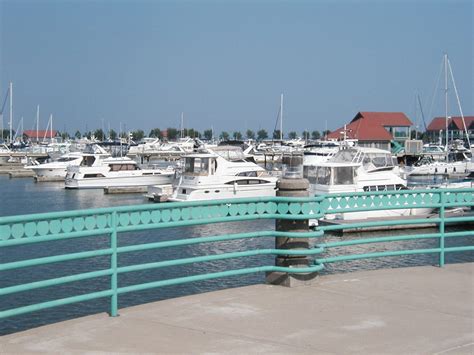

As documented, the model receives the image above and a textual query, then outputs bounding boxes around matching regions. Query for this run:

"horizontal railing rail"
[0,188,473,323]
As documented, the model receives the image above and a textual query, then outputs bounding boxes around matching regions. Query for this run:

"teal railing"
[0,188,473,321]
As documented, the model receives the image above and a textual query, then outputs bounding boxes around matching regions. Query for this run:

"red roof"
[23,130,58,139]
[351,112,412,126]
[327,112,412,141]
[427,116,474,131]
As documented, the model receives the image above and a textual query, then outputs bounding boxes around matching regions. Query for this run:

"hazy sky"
[0,0,472,136]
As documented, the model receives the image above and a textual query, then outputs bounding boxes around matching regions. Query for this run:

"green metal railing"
[0,188,473,320]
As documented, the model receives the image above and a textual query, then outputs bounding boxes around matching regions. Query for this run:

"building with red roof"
[426,116,474,144]
[326,112,412,151]
[23,130,59,142]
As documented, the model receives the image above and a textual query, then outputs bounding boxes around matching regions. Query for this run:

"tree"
[132,129,145,141]
[233,131,242,140]
[273,130,282,139]
[246,129,255,140]
[257,129,268,141]
[149,128,162,138]
[94,128,105,141]
[311,130,321,140]
[322,130,331,139]
[220,131,229,140]
[203,129,213,141]
[60,132,70,140]
[167,128,178,140]
[109,129,117,140]
[74,130,81,139]
[288,131,297,139]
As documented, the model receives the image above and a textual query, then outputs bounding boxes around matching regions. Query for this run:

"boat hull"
[66,174,173,189]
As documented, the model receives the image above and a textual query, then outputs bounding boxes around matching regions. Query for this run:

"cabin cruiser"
[146,148,278,202]
[65,156,174,189]
[404,148,472,177]
[304,147,434,221]
[26,144,110,179]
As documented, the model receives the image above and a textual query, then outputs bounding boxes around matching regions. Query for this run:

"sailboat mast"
[9,82,13,145]
[181,112,184,139]
[280,93,283,141]
[444,54,448,150]
[50,114,53,142]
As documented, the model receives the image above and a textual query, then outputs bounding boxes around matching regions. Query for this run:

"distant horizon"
[1,1,472,136]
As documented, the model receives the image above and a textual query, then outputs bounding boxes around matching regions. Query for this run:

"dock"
[320,209,474,233]
[1,263,472,353]
[34,176,65,182]
[104,186,148,194]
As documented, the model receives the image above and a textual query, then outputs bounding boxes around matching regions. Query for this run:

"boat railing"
[0,188,473,322]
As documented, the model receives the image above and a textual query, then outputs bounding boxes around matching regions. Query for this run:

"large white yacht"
[27,145,110,179]
[65,156,174,189]
[304,147,434,220]
[146,147,278,202]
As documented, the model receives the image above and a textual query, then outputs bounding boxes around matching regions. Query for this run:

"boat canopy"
[330,148,395,170]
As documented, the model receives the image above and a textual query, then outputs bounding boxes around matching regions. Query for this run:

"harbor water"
[0,176,472,335]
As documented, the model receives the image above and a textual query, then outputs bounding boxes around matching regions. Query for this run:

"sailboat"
[405,54,472,178]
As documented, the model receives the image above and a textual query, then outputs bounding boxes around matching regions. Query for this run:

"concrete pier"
[1,263,472,354]
[104,186,148,194]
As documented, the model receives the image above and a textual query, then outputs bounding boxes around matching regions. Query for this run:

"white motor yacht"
[304,147,434,221]
[27,144,110,179]
[65,156,174,189]
[405,149,472,177]
[146,148,278,202]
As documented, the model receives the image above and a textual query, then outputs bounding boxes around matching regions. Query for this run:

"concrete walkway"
[1,263,473,354]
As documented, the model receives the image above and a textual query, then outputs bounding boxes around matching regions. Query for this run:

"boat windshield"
[184,157,210,176]
[304,165,355,185]
[331,149,394,170]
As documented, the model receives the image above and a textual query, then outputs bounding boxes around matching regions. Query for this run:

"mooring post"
[266,153,318,287]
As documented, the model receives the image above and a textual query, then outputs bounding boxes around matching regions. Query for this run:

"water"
[0,175,472,335]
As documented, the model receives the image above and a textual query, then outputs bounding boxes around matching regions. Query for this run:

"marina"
[1,1,473,352]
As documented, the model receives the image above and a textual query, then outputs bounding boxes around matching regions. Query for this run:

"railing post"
[266,153,317,287]
[110,211,119,316]
[439,191,445,267]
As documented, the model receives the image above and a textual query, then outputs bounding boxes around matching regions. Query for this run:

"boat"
[304,147,434,221]
[405,54,473,178]
[303,141,340,167]
[146,147,278,202]
[65,156,174,189]
[26,144,110,179]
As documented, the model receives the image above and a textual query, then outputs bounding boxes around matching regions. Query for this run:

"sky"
[0,0,472,137]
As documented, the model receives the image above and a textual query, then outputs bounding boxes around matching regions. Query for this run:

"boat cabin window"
[315,167,331,185]
[225,179,270,185]
[237,171,258,177]
[184,157,210,176]
[83,173,105,178]
[333,166,355,185]
[110,164,137,171]
[81,156,96,167]
[57,157,78,162]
